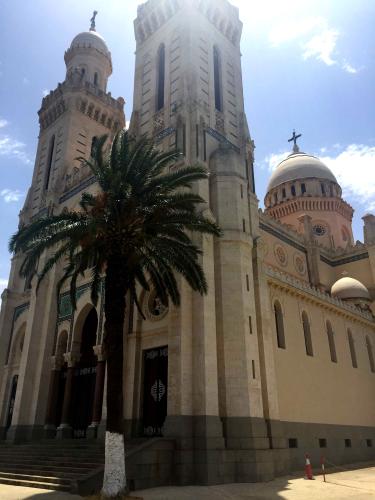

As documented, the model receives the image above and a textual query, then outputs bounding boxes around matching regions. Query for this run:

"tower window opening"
[274,301,286,349]
[366,336,375,373]
[291,185,296,196]
[45,134,55,190]
[326,321,337,363]
[282,188,286,198]
[274,193,278,204]
[301,183,306,194]
[81,68,86,77]
[321,183,326,195]
[213,46,223,112]
[348,330,357,368]
[302,312,313,356]
[156,44,165,111]
[94,72,99,86]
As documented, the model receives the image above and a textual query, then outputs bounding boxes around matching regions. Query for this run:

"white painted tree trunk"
[101,431,127,497]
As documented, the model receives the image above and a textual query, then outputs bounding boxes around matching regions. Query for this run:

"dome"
[70,31,110,58]
[331,277,370,301]
[267,152,337,192]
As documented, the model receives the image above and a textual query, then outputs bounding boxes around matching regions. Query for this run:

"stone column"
[44,355,64,438]
[87,345,106,439]
[56,352,80,439]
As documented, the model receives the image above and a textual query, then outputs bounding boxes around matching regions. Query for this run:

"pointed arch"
[274,300,286,349]
[347,329,357,368]
[302,311,313,356]
[213,45,223,112]
[326,320,337,363]
[156,44,165,111]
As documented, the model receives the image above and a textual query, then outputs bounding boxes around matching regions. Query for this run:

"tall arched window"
[213,46,223,112]
[94,72,99,86]
[366,336,375,373]
[302,312,313,356]
[326,321,337,363]
[156,44,165,111]
[45,134,55,190]
[347,329,357,368]
[274,301,286,349]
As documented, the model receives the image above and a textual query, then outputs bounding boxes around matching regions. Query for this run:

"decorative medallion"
[294,254,306,275]
[312,223,327,237]
[145,289,168,321]
[274,244,288,267]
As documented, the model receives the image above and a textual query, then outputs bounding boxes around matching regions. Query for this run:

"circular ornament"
[274,244,288,267]
[146,289,168,321]
[312,223,327,237]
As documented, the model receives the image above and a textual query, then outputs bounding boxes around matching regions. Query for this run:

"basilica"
[0,0,374,489]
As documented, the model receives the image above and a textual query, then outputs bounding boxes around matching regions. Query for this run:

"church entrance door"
[5,375,18,432]
[142,346,168,437]
[71,308,98,438]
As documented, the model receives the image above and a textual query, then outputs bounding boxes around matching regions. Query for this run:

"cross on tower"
[288,129,302,153]
[90,11,98,31]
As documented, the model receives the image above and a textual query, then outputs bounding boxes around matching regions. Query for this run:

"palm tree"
[9,130,221,498]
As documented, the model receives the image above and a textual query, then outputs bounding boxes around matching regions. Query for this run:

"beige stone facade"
[0,0,374,485]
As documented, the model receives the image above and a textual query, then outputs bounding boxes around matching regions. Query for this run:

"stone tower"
[0,19,125,442]
[130,0,278,483]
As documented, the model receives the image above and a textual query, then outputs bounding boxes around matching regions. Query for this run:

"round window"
[313,224,326,236]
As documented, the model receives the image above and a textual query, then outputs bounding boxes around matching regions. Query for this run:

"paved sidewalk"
[1,465,375,499]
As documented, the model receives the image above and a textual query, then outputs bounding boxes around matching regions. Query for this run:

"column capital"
[93,344,106,361]
[63,351,80,368]
[51,355,64,370]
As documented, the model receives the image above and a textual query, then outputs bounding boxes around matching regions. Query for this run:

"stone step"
[0,451,104,460]
[0,458,103,468]
[0,476,71,491]
[0,465,87,476]
[0,471,72,485]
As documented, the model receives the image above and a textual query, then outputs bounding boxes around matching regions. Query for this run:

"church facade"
[0,0,375,485]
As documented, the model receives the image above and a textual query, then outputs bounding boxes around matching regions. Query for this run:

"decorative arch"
[10,323,26,366]
[274,300,286,349]
[326,320,337,363]
[302,311,313,356]
[55,330,68,358]
[71,303,98,354]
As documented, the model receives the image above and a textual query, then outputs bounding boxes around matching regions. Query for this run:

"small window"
[347,330,357,368]
[327,321,337,363]
[252,360,256,379]
[249,316,253,334]
[366,439,373,448]
[246,274,249,291]
[345,439,352,448]
[81,67,86,77]
[243,219,246,233]
[274,301,286,349]
[302,312,313,356]
[156,44,165,111]
[329,184,334,197]
[240,184,243,199]
[94,72,99,86]
[366,336,375,373]
[301,183,306,194]
[45,134,55,190]
[321,183,326,195]
[319,438,327,448]
[274,193,278,204]
[288,438,298,449]
[213,46,223,112]
[291,185,296,196]
[282,188,286,198]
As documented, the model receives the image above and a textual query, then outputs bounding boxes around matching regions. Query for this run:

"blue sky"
[0,0,374,296]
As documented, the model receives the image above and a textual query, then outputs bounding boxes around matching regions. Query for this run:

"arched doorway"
[70,308,98,438]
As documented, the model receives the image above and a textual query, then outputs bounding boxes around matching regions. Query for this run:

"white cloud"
[0,119,8,128]
[302,28,339,66]
[0,278,8,299]
[0,136,31,165]
[342,61,358,74]
[22,76,30,85]
[0,189,24,203]
[265,151,289,172]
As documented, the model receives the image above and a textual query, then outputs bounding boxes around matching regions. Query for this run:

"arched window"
[45,134,55,190]
[347,329,357,368]
[301,183,306,194]
[302,312,313,356]
[274,301,286,349]
[326,321,337,363]
[366,336,375,373]
[94,72,99,86]
[156,44,165,111]
[213,46,223,112]
[291,185,296,196]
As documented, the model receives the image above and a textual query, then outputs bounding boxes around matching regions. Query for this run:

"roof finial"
[288,129,302,153]
[90,10,98,31]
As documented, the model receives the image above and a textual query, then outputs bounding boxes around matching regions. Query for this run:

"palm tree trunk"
[101,258,128,498]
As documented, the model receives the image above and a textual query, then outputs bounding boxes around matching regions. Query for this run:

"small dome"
[331,277,370,301]
[70,31,110,58]
[267,152,337,192]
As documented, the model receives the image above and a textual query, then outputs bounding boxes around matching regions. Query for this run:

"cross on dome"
[288,129,302,153]
[90,10,98,32]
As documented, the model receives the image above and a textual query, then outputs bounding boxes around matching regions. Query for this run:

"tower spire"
[288,129,302,153]
[90,10,98,32]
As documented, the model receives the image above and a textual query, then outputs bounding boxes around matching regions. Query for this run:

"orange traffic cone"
[305,454,313,480]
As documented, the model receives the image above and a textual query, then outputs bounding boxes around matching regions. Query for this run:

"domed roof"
[267,152,337,192]
[70,30,110,57]
[331,277,370,301]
